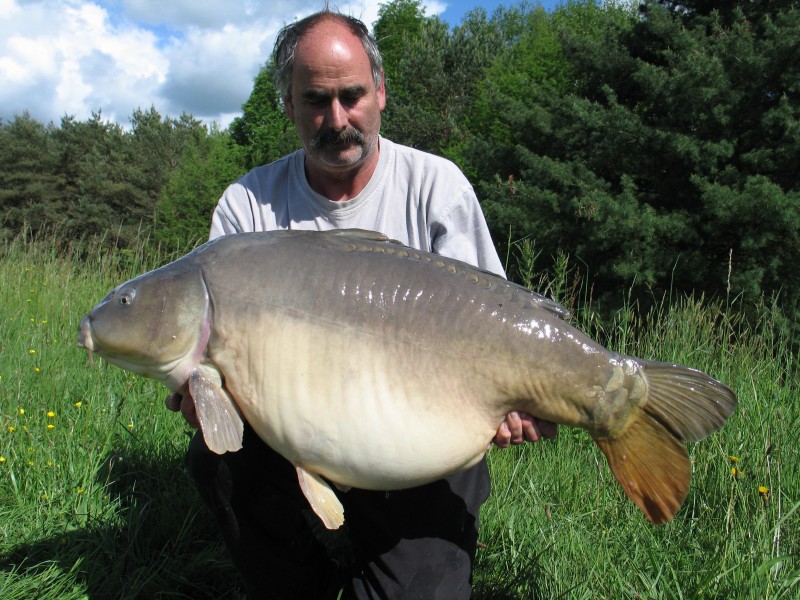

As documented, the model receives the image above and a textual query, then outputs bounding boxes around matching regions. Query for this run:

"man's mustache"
[311,127,365,149]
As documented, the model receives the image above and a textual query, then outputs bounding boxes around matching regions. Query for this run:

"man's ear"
[377,70,386,111]
[284,95,295,122]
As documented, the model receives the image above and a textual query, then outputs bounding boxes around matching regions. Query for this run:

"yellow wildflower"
[47,424,55,430]
[7,426,15,433]
[729,456,740,463]
[0,457,6,464]
[47,411,55,417]
[74,401,82,408]
[34,367,41,373]
[758,486,769,498]
[29,349,36,355]
[77,488,85,494]
[18,408,25,415]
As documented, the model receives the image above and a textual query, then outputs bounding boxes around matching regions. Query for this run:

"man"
[167,10,556,599]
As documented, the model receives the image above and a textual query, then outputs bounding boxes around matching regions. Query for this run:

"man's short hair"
[272,10,384,100]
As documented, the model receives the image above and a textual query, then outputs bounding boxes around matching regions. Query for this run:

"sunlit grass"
[1,233,798,598]
[0,233,238,599]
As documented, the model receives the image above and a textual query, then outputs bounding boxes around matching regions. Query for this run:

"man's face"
[285,20,386,175]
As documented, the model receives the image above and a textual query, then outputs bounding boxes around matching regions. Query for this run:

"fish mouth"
[77,316,96,364]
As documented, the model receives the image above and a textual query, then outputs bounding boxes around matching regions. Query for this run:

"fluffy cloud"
[0,0,445,129]
[1,1,168,124]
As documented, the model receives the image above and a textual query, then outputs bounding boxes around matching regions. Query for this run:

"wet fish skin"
[78,229,736,528]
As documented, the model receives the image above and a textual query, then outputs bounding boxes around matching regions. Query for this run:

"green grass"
[1,234,798,599]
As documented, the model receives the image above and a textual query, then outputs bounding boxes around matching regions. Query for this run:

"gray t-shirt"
[210,136,504,276]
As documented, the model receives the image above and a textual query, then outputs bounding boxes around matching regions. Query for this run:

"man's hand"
[165,392,200,429]
[493,411,557,448]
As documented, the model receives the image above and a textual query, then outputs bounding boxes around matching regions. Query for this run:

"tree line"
[1,0,798,326]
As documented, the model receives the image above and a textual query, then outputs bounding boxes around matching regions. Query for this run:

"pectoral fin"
[296,466,345,530]
[189,366,244,454]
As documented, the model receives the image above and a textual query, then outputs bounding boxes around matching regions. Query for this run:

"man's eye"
[303,94,328,106]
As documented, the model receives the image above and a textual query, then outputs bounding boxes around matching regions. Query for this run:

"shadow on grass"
[1,441,550,599]
[472,545,549,600]
[0,444,244,599]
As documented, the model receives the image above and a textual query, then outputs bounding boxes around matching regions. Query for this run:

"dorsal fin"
[322,228,400,244]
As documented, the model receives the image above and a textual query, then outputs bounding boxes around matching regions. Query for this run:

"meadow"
[0,234,797,599]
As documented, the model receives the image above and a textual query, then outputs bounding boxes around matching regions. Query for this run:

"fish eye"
[119,289,136,305]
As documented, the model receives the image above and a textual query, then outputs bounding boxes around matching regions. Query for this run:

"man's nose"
[327,98,347,130]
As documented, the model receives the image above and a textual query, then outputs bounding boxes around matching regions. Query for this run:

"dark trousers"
[186,424,490,599]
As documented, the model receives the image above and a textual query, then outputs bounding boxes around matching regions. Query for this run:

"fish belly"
[213,313,500,491]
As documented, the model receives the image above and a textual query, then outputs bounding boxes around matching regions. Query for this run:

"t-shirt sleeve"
[209,182,254,241]
[432,185,506,278]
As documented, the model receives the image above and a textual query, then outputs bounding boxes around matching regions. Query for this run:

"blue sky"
[440,0,560,25]
[0,0,564,128]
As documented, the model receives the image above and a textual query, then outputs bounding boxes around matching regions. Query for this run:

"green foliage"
[373,0,429,89]
[0,108,247,251]
[57,112,153,245]
[468,0,800,325]
[0,114,65,239]
[228,65,300,170]
[695,175,800,313]
[154,130,246,251]
[376,0,502,157]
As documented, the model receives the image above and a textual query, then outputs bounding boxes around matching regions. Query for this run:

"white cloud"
[423,1,447,18]
[0,0,448,129]
[120,0,313,30]
[0,1,169,125]
[158,22,275,116]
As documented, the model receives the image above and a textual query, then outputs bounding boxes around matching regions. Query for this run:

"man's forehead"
[292,28,373,90]
[296,20,366,64]
[292,60,372,91]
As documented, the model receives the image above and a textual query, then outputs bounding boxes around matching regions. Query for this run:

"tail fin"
[594,361,737,524]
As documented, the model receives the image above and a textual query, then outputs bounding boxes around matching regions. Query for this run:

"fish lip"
[77,317,98,365]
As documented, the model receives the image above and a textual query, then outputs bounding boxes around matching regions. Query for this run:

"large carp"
[78,229,735,529]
